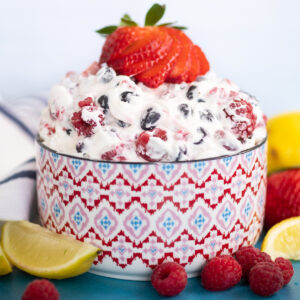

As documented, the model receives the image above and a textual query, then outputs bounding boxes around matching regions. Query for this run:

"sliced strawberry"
[108,27,173,76]
[82,61,100,77]
[135,30,180,88]
[165,28,193,83]
[100,27,146,64]
[186,45,200,82]
[194,45,210,75]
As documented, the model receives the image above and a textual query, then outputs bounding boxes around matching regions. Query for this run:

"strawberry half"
[194,45,210,75]
[108,27,173,76]
[165,28,193,83]
[135,29,181,88]
[186,45,200,82]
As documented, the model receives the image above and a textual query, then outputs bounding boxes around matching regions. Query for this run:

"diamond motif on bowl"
[188,206,212,237]
[156,208,182,239]
[69,202,89,234]
[124,208,150,240]
[94,207,118,238]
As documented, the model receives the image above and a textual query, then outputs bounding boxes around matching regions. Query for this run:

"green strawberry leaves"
[96,3,187,37]
[145,4,165,26]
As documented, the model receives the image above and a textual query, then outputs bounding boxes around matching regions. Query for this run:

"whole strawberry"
[22,279,59,300]
[265,169,300,228]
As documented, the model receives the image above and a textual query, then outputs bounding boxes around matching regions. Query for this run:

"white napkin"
[0,94,47,223]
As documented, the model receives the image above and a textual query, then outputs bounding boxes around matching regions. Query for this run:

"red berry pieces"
[101,145,126,161]
[223,99,257,143]
[151,262,187,297]
[249,262,284,297]
[22,279,59,300]
[265,169,300,229]
[235,246,272,280]
[275,257,294,285]
[201,255,242,291]
[135,128,168,162]
[71,105,104,137]
[78,97,94,108]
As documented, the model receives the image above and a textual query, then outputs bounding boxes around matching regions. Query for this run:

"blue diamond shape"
[222,207,232,222]
[245,202,251,216]
[72,159,82,170]
[246,151,253,162]
[130,216,142,230]
[223,156,232,167]
[194,214,205,229]
[100,215,111,230]
[51,153,59,163]
[98,163,110,174]
[163,217,175,232]
[73,211,83,226]
[129,164,142,174]
[53,203,60,217]
[162,164,174,175]
[194,161,205,172]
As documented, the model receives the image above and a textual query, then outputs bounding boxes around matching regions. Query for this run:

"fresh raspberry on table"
[201,255,242,291]
[249,262,284,297]
[135,128,168,162]
[223,98,257,143]
[265,169,300,229]
[151,261,187,297]
[22,279,59,300]
[275,257,294,285]
[235,246,272,280]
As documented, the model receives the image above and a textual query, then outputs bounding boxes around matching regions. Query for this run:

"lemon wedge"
[0,244,12,276]
[267,112,300,174]
[261,216,300,260]
[1,221,101,279]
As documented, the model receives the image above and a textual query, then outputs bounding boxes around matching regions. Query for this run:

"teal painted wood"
[0,236,299,299]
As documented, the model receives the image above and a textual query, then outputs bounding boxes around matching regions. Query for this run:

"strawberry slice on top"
[96,3,210,88]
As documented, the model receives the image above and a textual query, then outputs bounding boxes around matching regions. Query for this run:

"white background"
[0,0,299,117]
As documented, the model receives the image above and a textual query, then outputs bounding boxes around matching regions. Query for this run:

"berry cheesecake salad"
[39,6,267,163]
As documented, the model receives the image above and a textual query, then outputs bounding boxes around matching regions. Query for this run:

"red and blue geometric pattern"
[36,141,267,280]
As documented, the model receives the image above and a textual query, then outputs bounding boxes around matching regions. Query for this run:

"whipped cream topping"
[39,66,267,162]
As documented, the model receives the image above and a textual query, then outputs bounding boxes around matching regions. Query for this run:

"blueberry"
[65,129,72,135]
[200,110,214,122]
[175,146,188,161]
[197,98,206,103]
[120,91,133,103]
[98,95,109,113]
[140,108,161,130]
[186,85,197,100]
[194,127,207,145]
[178,103,191,118]
[98,67,115,83]
[117,120,130,128]
[76,142,84,153]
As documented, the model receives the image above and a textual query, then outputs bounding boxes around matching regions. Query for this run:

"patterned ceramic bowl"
[36,137,267,280]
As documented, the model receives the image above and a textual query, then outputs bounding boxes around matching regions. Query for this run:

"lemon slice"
[0,244,12,276]
[1,221,101,279]
[261,216,300,260]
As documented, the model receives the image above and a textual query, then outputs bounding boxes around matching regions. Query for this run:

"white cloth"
[0,94,47,222]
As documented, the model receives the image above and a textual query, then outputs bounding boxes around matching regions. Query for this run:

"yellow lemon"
[0,244,12,276]
[1,221,101,279]
[261,216,300,260]
[267,111,300,174]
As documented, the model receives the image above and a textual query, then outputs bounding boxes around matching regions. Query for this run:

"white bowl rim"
[36,134,267,165]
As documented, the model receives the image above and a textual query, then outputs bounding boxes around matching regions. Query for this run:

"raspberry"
[249,262,284,296]
[101,145,126,161]
[265,169,300,228]
[22,279,59,300]
[275,257,294,285]
[151,262,187,297]
[235,246,272,280]
[223,98,257,143]
[135,128,168,162]
[71,106,104,137]
[201,255,242,291]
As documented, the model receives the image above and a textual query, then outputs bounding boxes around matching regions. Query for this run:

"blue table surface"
[0,235,299,300]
